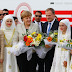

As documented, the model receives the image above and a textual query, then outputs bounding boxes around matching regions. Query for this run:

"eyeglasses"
[0,14,3,16]
[3,13,8,15]
[35,15,41,17]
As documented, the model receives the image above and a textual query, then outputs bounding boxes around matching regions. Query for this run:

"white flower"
[50,34,54,38]
[35,40,40,46]
[30,39,40,46]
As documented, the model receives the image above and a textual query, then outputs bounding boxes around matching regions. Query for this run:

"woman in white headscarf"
[1,15,18,72]
[50,19,71,72]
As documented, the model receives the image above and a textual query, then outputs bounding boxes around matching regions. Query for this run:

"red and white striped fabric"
[9,10,72,27]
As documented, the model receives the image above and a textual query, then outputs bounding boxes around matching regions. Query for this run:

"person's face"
[59,22,67,32]
[35,12,42,22]
[0,10,3,20]
[23,16,31,25]
[5,19,12,27]
[45,10,55,22]
[3,11,9,17]
[15,19,18,26]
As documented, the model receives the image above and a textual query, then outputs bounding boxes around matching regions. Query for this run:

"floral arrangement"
[10,32,46,59]
[58,38,72,49]
[23,32,44,47]
[44,30,58,47]
[47,30,58,42]
[66,40,72,48]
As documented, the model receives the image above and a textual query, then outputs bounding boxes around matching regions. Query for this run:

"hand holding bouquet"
[23,32,46,60]
[58,39,72,50]
[44,30,58,48]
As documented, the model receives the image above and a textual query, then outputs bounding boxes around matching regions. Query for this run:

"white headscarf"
[58,19,71,41]
[1,15,16,30]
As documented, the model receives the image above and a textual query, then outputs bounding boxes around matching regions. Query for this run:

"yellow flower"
[31,32,36,35]
[70,42,72,45]
[36,37,41,41]
[37,34,42,38]
[34,34,41,41]
[60,40,63,42]
[63,39,66,41]
[36,37,42,41]
[54,32,58,35]
[27,36,32,38]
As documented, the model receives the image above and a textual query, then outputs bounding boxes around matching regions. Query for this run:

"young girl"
[1,15,18,72]
[50,19,71,72]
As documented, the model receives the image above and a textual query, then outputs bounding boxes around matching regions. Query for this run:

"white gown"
[50,34,70,72]
[3,29,18,72]
[69,56,72,72]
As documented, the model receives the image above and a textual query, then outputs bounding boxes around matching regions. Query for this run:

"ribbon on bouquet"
[21,46,48,61]
[10,40,48,61]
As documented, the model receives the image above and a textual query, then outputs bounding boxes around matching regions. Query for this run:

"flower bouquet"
[44,30,58,47]
[58,39,72,50]
[11,32,47,60]
[23,32,44,47]
[23,32,48,59]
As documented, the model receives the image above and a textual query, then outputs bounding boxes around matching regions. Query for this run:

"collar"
[48,18,55,26]
[21,22,33,34]
[34,21,41,25]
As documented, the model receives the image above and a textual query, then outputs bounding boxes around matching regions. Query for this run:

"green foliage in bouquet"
[66,39,72,48]
[48,30,58,42]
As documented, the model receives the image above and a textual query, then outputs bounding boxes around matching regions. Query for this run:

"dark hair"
[3,9,9,11]
[35,11,42,15]
[45,8,55,14]
[13,16,18,21]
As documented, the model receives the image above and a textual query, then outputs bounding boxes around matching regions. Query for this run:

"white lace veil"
[58,19,71,41]
[1,15,16,30]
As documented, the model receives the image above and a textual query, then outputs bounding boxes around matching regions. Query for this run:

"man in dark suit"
[43,8,59,72]
[33,11,44,32]
[33,11,44,72]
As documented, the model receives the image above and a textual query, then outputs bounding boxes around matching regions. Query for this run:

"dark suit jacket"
[43,19,59,60]
[33,21,44,32]
[43,19,59,33]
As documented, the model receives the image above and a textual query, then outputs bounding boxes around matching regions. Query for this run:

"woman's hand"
[45,45,51,48]
[0,59,3,63]
[63,61,67,67]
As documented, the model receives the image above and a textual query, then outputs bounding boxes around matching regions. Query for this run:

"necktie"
[47,23,51,36]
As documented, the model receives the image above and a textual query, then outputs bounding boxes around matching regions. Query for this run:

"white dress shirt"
[46,19,55,51]
[34,21,42,32]
[47,19,55,33]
